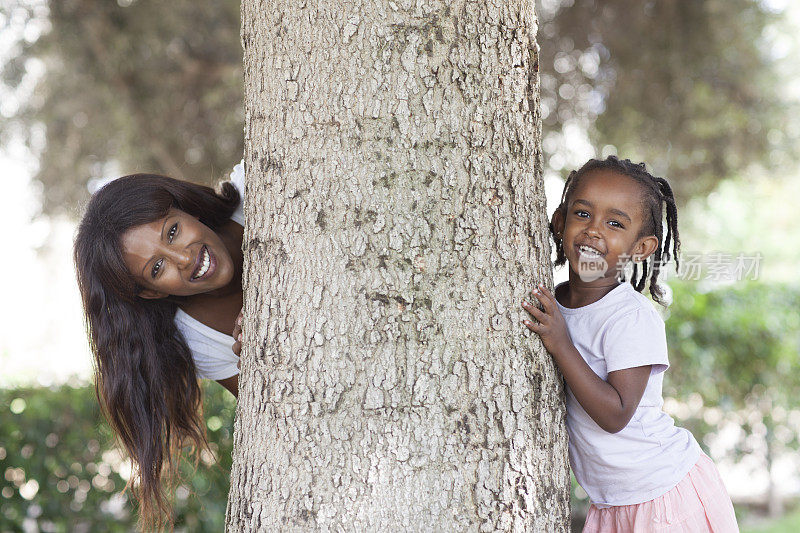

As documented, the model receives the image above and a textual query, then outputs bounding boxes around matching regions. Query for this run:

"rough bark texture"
[228,0,570,530]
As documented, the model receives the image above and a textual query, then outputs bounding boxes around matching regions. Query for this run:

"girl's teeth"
[579,246,602,257]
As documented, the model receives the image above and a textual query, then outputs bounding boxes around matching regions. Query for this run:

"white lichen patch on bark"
[229,0,570,530]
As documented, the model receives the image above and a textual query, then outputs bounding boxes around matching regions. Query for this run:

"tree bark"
[228,0,570,530]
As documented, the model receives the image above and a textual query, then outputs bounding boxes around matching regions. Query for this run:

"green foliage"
[743,506,800,533]
[664,281,800,409]
[663,281,800,463]
[0,382,235,531]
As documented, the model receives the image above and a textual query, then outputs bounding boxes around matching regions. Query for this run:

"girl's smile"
[121,207,235,298]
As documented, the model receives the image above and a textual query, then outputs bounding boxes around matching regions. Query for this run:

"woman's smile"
[190,245,215,281]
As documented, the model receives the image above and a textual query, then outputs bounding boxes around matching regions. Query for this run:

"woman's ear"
[632,235,659,262]
[138,289,169,299]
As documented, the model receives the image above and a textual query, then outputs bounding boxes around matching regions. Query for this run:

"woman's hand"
[232,308,243,362]
[521,283,571,356]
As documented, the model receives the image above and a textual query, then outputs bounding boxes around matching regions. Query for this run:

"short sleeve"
[190,340,240,381]
[601,306,669,376]
[175,310,240,381]
[228,159,245,226]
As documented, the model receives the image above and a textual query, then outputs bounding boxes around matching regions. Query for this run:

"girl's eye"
[151,259,163,278]
[574,210,589,218]
[168,223,178,243]
[609,220,624,228]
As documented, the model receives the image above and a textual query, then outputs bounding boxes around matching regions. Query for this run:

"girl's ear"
[138,289,169,300]
[550,209,565,237]
[632,235,659,262]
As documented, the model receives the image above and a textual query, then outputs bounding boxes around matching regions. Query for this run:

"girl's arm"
[522,284,650,433]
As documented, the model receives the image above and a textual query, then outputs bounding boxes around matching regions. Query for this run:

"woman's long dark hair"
[74,174,239,528]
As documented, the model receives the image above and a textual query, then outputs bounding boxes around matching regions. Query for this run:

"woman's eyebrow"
[140,217,171,278]
[159,216,169,241]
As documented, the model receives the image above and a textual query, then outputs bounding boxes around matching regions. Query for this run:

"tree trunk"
[228,0,570,530]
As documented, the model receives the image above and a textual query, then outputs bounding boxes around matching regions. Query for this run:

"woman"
[73,163,245,527]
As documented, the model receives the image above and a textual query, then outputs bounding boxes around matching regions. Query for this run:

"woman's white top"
[173,162,244,380]
[556,281,701,507]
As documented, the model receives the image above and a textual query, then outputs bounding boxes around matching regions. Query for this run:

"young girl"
[522,156,738,532]
[73,162,246,527]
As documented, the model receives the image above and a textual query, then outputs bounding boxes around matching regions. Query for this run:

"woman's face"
[121,207,235,298]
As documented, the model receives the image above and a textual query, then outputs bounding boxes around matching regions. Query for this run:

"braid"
[550,155,682,306]
[550,169,579,267]
[646,177,680,303]
[637,255,649,292]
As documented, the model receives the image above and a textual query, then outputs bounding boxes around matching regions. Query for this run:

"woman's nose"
[167,247,195,270]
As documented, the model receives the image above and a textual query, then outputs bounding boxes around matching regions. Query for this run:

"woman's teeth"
[193,248,210,279]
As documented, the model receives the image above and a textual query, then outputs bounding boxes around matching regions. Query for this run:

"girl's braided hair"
[550,155,680,306]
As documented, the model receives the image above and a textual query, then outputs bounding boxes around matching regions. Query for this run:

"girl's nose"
[584,224,602,238]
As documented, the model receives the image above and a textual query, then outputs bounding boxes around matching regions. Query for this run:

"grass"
[742,508,800,533]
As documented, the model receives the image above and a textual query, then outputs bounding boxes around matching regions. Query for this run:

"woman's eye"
[151,259,163,278]
[168,223,178,243]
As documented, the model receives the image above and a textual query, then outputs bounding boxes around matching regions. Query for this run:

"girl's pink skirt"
[583,454,739,532]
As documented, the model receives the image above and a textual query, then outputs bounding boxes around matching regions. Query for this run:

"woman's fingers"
[232,308,244,356]
[232,308,244,338]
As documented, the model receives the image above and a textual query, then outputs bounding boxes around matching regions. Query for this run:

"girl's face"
[554,169,658,285]
[121,207,235,298]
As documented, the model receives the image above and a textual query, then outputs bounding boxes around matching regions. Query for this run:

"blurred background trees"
[664,282,800,518]
[0,383,235,532]
[2,0,795,214]
[538,0,796,204]
[2,0,799,530]
[1,0,244,216]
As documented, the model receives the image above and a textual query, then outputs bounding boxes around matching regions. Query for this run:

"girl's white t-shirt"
[173,162,244,380]
[556,281,701,507]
